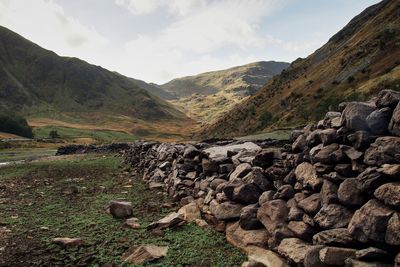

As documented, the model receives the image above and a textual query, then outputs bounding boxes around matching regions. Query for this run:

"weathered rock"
[385,212,400,245]
[374,182,400,207]
[321,180,338,205]
[204,142,261,159]
[230,163,252,181]
[378,164,400,178]
[340,102,377,132]
[209,200,243,220]
[183,145,201,158]
[125,217,140,229]
[233,183,261,204]
[338,178,365,207]
[348,200,394,243]
[247,246,290,267]
[347,131,375,150]
[219,163,234,174]
[288,206,304,221]
[295,162,322,190]
[241,261,266,267]
[389,102,400,136]
[355,247,388,262]
[366,108,392,135]
[243,169,271,192]
[364,137,400,165]
[376,89,400,108]
[319,247,357,266]
[307,130,323,147]
[335,164,356,177]
[288,221,316,240]
[319,129,338,145]
[313,228,358,247]
[344,258,392,267]
[356,168,385,193]
[178,202,201,223]
[109,201,133,219]
[121,245,168,264]
[202,158,219,174]
[257,200,288,234]
[293,134,307,152]
[210,178,226,190]
[298,193,321,215]
[240,205,263,230]
[226,222,269,250]
[341,145,363,161]
[277,238,317,264]
[395,253,400,267]
[252,150,275,168]
[223,179,244,200]
[275,185,295,200]
[314,204,353,229]
[303,245,328,267]
[258,190,276,206]
[52,237,85,247]
[313,143,343,164]
[147,212,185,230]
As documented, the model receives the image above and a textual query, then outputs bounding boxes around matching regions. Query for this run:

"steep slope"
[161,61,289,123]
[199,0,400,138]
[0,26,193,140]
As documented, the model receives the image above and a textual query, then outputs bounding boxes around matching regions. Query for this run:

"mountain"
[160,61,289,123]
[0,25,192,140]
[198,0,400,138]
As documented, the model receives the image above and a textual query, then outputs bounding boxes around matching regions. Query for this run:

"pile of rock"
[56,143,130,155]
[124,90,400,267]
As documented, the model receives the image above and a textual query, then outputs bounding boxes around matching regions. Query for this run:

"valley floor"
[0,154,245,266]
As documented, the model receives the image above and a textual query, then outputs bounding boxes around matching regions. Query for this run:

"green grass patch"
[0,154,246,266]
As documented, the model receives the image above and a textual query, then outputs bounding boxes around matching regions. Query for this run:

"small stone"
[125,218,140,229]
[109,201,133,219]
[147,212,185,230]
[52,237,85,247]
[121,245,168,264]
[277,238,317,264]
[355,247,387,262]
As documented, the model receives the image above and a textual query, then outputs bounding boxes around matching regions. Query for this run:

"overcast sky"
[0,0,380,84]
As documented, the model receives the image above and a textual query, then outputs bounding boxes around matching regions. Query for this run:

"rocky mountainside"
[160,61,289,123]
[118,89,400,266]
[0,25,191,139]
[199,0,400,138]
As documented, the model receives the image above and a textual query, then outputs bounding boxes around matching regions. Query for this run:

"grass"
[236,129,292,141]
[0,147,56,163]
[33,126,137,143]
[0,154,246,266]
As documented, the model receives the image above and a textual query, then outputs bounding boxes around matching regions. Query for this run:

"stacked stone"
[123,89,400,267]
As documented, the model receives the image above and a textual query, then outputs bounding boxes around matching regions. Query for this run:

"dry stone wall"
[123,90,400,267]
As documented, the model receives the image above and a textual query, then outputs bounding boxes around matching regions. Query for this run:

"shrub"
[0,113,33,138]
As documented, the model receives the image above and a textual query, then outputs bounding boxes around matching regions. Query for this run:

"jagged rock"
[258,191,276,206]
[237,205,260,230]
[314,162,333,173]
[209,200,243,220]
[147,212,185,230]
[364,137,400,165]
[378,164,400,178]
[109,201,133,219]
[210,178,226,190]
[204,142,261,159]
[202,158,219,174]
[230,163,252,181]
[307,130,323,147]
[348,199,394,243]
[288,206,304,221]
[344,258,392,267]
[319,129,338,145]
[241,261,265,267]
[356,168,385,193]
[341,145,363,161]
[304,245,328,267]
[319,247,357,266]
[149,182,164,190]
[243,168,271,191]
[366,108,392,135]
[335,164,356,177]
[314,204,353,229]
[338,178,365,207]
[376,89,400,108]
[389,102,400,136]
[223,179,243,200]
[340,102,377,132]
[313,228,358,247]
[121,245,168,264]
[347,131,375,150]
[247,246,290,267]
[288,221,316,240]
[385,212,400,245]
[277,238,317,264]
[183,145,201,158]
[321,180,338,205]
[219,163,234,174]
[275,184,295,200]
[125,217,140,229]
[374,182,400,207]
[178,202,201,222]
[292,134,307,152]
[355,247,387,262]
[323,171,346,183]
[226,222,269,250]
[313,143,343,164]
[252,150,275,168]
[52,237,85,247]
[298,193,321,215]
[257,200,288,234]
[303,213,316,227]
[233,183,261,204]
[295,162,322,190]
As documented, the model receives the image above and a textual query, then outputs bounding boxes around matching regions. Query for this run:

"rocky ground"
[0,154,245,266]
[119,89,400,266]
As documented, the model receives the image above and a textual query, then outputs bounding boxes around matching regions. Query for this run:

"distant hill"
[0,26,192,140]
[199,0,400,138]
[160,61,289,123]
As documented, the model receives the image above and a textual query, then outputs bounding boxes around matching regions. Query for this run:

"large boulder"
[247,246,290,267]
[243,168,271,192]
[314,204,353,229]
[374,182,400,207]
[348,200,394,243]
[364,137,400,166]
[366,108,392,135]
[233,183,261,204]
[356,168,386,193]
[252,150,275,168]
[385,212,400,245]
[121,245,168,264]
[313,228,359,247]
[204,142,261,159]
[295,162,322,190]
[340,102,377,132]
[288,221,317,240]
[298,193,321,215]
[321,180,338,205]
[277,238,318,265]
[338,178,365,207]
[240,205,263,230]
[226,222,269,250]
[375,89,400,109]
[319,247,357,266]
[257,200,288,234]
[389,102,400,136]
[230,163,252,181]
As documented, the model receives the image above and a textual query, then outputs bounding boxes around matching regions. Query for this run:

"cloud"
[0,0,108,57]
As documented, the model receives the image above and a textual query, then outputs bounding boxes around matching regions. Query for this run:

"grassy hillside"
[0,26,193,141]
[199,0,400,138]
[162,61,289,123]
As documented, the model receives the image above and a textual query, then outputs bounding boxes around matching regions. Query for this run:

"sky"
[0,0,380,84]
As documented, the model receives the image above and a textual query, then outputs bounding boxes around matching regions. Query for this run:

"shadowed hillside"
[199,0,400,138]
